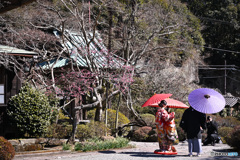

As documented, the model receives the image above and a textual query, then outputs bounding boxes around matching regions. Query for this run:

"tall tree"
[0,0,204,137]
[182,0,240,66]
[103,0,204,106]
[0,0,134,141]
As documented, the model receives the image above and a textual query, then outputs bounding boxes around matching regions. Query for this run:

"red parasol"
[149,98,189,109]
[141,94,172,107]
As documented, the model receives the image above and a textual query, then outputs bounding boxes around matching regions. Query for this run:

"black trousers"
[203,134,219,145]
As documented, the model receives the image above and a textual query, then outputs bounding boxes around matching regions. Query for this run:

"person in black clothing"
[203,116,219,146]
[180,106,206,157]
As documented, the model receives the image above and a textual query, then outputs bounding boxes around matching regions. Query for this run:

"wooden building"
[0,45,37,137]
[223,94,240,116]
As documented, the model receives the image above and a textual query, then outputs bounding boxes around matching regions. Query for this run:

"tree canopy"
[182,0,240,66]
[0,0,206,138]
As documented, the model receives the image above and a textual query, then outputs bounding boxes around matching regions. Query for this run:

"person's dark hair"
[207,116,212,120]
[158,100,167,107]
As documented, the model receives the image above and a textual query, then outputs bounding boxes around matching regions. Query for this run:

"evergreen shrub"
[76,121,110,140]
[225,125,240,151]
[76,124,93,141]
[140,113,155,127]
[174,109,185,125]
[74,137,129,152]
[214,116,240,128]
[7,84,52,137]
[45,123,72,139]
[106,109,130,127]
[91,121,111,137]
[87,109,130,136]
[62,143,71,150]
[218,126,234,144]
[176,125,186,141]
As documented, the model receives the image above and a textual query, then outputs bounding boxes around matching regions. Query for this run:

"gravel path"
[14,141,240,160]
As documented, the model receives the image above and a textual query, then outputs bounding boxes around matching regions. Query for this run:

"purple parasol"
[188,88,226,114]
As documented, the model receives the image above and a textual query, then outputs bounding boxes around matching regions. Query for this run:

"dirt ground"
[14,141,240,160]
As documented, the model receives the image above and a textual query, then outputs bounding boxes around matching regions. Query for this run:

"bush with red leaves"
[0,136,15,160]
[132,126,157,142]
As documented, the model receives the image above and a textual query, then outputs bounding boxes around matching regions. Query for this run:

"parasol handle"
[204,94,210,99]
[166,106,170,113]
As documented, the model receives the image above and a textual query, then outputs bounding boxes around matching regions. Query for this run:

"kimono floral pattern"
[155,108,178,152]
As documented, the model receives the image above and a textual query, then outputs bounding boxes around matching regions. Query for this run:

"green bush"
[174,109,185,125]
[219,107,232,117]
[134,105,156,116]
[58,109,70,120]
[0,136,15,160]
[90,121,111,137]
[218,127,234,144]
[49,107,59,124]
[105,109,130,130]
[75,124,94,141]
[47,94,60,124]
[76,121,110,140]
[140,114,155,126]
[214,116,240,128]
[88,109,130,136]
[176,125,186,141]
[45,123,72,139]
[87,109,95,120]
[74,137,129,152]
[225,125,240,151]
[62,143,71,150]
[7,84,52,137]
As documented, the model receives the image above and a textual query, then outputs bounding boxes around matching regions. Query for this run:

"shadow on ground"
[98,151,117,154]
[119,151,193,158]
[118,150,240,159]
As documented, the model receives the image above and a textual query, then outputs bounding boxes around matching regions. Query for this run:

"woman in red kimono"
[155,100,177,153]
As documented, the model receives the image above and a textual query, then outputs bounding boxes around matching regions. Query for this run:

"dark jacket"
[207,121,218,136]
[180,107,206,139]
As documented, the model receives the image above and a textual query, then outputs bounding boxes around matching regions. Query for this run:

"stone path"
[14,141,240,160]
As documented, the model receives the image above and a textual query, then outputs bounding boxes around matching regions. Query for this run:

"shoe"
[211,142,215,146]
[197,153,201,157]
[188,153,192,157]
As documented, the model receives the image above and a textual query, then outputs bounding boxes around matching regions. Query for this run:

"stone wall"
[9,138,67,152]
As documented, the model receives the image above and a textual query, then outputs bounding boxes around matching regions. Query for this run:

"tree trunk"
[71,109,79,143]
[127,87,147,126]
[115,93,121,137]
[68,97,81,143]
[95,105,103,121]
[105,81,109,136]
[94,87,103,121]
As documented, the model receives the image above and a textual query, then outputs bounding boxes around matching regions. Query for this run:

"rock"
[35,138,48,144]
[46,138,66,146]
[100,136,115,141]
[9,139,20,146]
[19,139,36,145]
